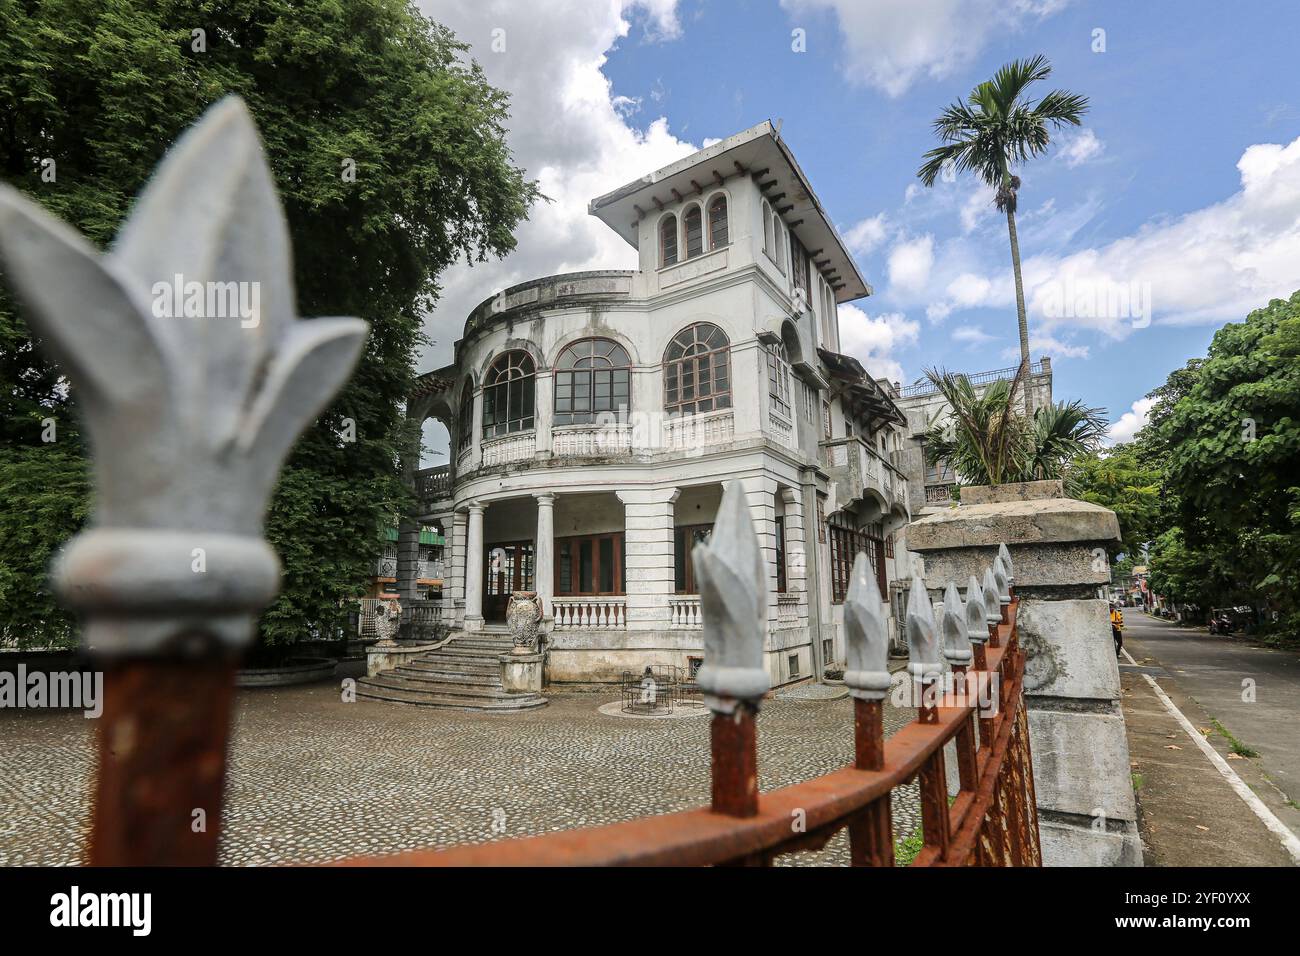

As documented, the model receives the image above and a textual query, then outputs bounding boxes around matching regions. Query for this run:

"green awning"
[384,527,445,546]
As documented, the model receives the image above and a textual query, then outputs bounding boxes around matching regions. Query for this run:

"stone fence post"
[905,479,1141,866]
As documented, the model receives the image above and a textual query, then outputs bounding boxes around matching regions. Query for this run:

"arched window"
[762,201,774,255]
[708,195,728,249]
[659,214,678,267]
[664,322,731,417]
[773,215,786,274]
[683,203,704,259]
[482,350,535,438]
[456,380,474,452]
[767,342,792,420]
[554,338,631,425]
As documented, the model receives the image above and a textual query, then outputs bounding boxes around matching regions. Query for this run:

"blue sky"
[420,0,1300,449]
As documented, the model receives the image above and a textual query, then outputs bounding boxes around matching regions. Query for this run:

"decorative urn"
[507,591,542,652]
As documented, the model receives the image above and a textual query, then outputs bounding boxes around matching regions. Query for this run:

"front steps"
[356,628,547,713]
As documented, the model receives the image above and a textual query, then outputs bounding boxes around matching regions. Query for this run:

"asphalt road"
[1122,609,1300,807]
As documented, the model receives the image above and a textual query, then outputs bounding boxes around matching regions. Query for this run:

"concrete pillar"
[534,371,554,456]
[905,479,1141,866]
[535,492,555,630]
[737,475,779,631]
[463,500,485,632]
[447,509,467,627]
[617,488,679,629]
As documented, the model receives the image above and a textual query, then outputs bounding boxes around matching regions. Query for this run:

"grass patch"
[1131,771,1144,792]
[895,828,924,866]
[1211,719,1259,757]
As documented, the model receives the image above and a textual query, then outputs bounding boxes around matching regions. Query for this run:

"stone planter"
[507,591,542,652]
[236,656,338,688]
[500,651,545,693]
[906,480,1141,867]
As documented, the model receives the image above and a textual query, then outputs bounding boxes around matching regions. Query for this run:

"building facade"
[405,123,911,687]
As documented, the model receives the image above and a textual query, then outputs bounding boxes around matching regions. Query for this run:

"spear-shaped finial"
[992,556,1012,604]
[997,542,1015,587]
[693,481,770,713]
[981,567,1002,626]
[906,574,942,684]
[965,575,989,644]
[844,553,892,701]
[941,581,972,667]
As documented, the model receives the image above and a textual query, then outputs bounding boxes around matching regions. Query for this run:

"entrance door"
[484,540,534,622]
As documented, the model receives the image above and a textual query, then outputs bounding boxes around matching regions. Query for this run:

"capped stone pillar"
[463,500,485,632]
[905,479,1140,867]
[535,492,555,630]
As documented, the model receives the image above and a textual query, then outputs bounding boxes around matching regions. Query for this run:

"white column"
[617,487,679,629]
[534,371,554,457]
[780,486,808,625]
[738,475,780,634]
[447,509,467,627]
[463,500,485,631]
[535,492,555,629]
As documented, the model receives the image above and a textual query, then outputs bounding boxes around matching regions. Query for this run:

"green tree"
[920,366,1106,489]
[0,0,538,651]
[1155,291,1300,636]
[1073,443,1163,558]
[917,55,1088,415]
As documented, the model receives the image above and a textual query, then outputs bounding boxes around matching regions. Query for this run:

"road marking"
[1121,647,1300,864]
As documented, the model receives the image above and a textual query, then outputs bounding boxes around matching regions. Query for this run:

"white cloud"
[1106,396,1156,445]
[919,134,1300,338]
[779,0,1071,97]
[960,184,996,233]
[843,212,890,256]
[1000,333,1090,362]
[887,235,934,295]
[836,305,919,383]
[952,325,993,344]
[1056,128,1104,168]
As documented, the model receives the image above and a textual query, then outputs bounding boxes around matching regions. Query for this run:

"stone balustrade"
[552,597,626,629]
[669,595,702,628]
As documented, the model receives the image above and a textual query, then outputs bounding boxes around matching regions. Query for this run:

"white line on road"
[1122,647,1300,864]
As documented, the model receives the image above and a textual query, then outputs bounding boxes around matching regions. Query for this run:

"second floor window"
[664,322,731,417]
[767,343,791,420]
[456,380,474,452]
[683,203,704,259]
[708,195,728,249]
[659,214,678,267]
[482,350,535,438]
[554,338,631,425]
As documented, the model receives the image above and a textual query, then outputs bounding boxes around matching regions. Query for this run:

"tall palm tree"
[917,55,1089,416]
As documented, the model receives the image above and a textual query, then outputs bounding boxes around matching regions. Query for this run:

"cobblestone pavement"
[0,683,919,866]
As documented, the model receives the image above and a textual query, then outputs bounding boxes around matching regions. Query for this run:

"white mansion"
[397,122,920,690]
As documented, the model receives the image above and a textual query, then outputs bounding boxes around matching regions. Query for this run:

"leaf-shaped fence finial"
[941,581,972,667]
[965,575,989,644]
[694,481,771,712]
[997,542,1015,587]
[843,553,892,701]
[906,575,942,683]
[981,568,1003,626]
[0,97,368,656]
[992,555,1012,604]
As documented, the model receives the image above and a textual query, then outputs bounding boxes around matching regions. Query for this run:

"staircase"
[356,627,547,712]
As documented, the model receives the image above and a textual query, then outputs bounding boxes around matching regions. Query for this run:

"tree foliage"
[0,0,538,651]
[1072,443,1162,559]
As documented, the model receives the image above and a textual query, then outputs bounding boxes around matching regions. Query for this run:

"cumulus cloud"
[1000,333,1090,362]
[952,325,993,345]
[1106,396,1156,444]
[843,212,891,256]
[1056,128,1105,168]
[920,134,1300,337]
[887,235,934,295]
[836,305,920,383]
[779,0,1071,97]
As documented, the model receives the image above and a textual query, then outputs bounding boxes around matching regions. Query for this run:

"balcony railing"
[414,465,451,503]
[663,410,733,452]
[821,436,908,513]
[553,596,626,629]
[480,432,536,468]
[925,483,957,505]
[552,423,632,459]
[669,595,702,628]
[899,361,1046,399]
[776,593,800,627]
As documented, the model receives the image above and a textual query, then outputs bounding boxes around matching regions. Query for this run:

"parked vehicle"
[1208,606,1253,635]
